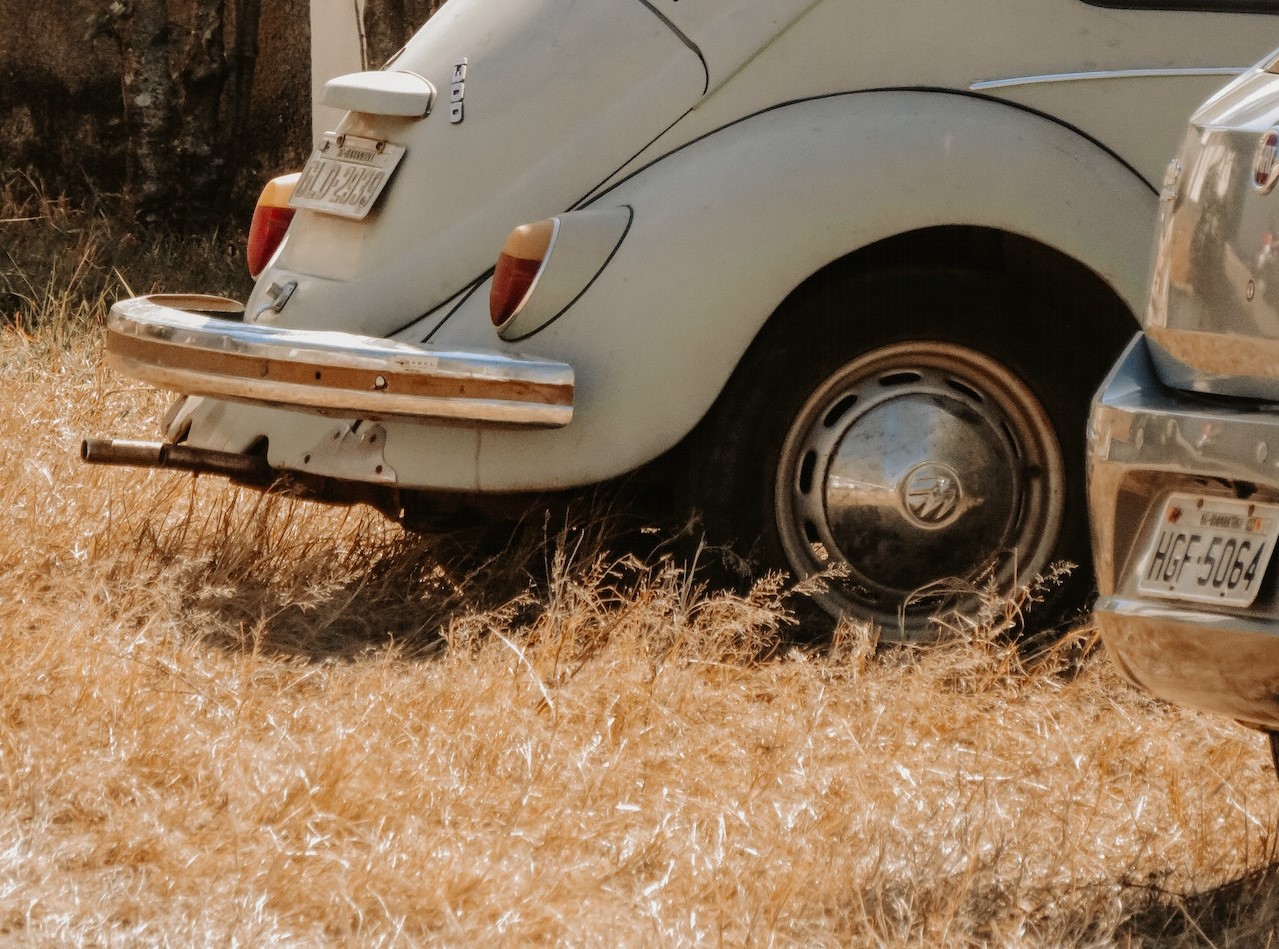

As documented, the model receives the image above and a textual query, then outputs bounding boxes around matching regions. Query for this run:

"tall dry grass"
[2,188,1279,945]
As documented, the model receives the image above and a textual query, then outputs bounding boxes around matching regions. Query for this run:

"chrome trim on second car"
[105,295,575,428]
[1143,67,1279,401]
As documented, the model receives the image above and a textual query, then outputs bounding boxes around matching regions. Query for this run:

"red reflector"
[247,205,295,278]
[490,253,544,326]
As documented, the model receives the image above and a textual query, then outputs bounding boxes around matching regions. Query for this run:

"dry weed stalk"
[2,202,1279,944]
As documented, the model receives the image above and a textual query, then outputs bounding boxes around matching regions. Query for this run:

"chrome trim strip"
[970,66,1244,92]
[105,295,574,428]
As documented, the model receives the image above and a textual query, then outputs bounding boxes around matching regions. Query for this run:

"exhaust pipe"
[81,437,273,481]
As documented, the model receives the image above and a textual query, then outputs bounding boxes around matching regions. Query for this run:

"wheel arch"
[751,224,1139,380]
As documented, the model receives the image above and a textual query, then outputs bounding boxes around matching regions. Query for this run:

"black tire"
[697,266,1099,640]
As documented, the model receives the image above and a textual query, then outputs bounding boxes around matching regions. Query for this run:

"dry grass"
[0,176,252,337]
[2,196,1279,945]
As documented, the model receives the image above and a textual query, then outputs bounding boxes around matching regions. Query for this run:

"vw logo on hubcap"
[899,462,963,528]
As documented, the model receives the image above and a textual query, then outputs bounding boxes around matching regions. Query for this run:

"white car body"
[89,0,1279,636]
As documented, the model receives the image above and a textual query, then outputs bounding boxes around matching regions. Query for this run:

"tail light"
[490,219,557,326]
[247,173,301,278]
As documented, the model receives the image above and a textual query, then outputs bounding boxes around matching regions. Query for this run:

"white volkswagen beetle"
[85,0,1279,637]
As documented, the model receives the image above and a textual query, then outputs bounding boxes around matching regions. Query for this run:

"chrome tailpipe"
[81,438,273,481]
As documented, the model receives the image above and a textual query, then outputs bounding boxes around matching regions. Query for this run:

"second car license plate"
[289,133,406,220]
[1137,493,1279,607]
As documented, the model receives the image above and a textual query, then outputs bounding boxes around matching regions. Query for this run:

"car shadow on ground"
[1112,864,1279,945]
[168,494,1089,668]
[182,523,547,661]
[177,500,716,663]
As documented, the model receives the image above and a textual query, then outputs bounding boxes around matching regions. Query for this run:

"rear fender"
[420,90,1156,489]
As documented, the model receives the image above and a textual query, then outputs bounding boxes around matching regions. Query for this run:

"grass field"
[4,189,1279,945]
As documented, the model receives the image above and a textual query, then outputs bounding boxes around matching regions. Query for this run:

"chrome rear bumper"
[1095,596,1279,730]
[1089,334,1279,728]
[105,295,574,428]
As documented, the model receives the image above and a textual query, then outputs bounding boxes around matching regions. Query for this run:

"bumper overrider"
[1090,334,1279,730]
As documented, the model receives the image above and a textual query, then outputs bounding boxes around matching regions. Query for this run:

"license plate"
[1137,493,1279,607]
[289,133,406,220]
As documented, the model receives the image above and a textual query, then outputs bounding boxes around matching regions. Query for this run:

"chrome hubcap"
[775,342,1064,636]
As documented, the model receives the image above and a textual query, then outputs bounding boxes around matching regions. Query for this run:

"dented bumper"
[105,295,575,428]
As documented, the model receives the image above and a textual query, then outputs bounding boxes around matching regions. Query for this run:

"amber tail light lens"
[247,173,301,278]
[490,219,557,326]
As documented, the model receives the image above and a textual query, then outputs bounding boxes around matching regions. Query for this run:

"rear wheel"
[701,267,1097,640]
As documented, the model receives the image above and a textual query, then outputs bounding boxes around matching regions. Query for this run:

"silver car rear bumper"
[1090,334,1279,729]
[1093,595,1279,729]
[105,295,575,428]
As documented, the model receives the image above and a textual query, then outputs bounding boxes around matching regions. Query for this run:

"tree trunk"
[174,0,229,209]
[107,0,442,222]
[118,0,175,221]
[361,0,444,70]
[404,0,439,32]
[228,0,261,175]
[362,0,408,70]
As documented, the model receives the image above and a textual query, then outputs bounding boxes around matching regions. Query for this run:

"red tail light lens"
[247,173,300,277]
[490,219,557,326]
